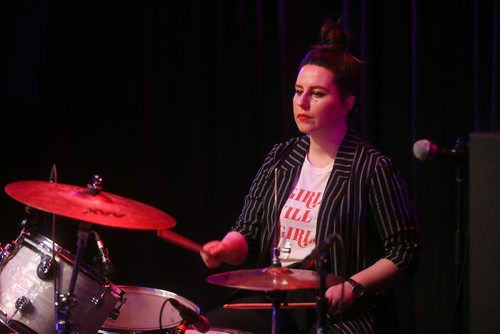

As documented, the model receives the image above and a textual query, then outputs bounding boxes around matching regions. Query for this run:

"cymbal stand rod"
[315,251,328,334]
[271,167,281,268]
[49,164,62,334]
[267,291,284,334]
[57,221,91,334]
[272,298,280,334]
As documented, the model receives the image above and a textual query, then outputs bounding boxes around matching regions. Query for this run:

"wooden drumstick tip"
[223,302,316,309]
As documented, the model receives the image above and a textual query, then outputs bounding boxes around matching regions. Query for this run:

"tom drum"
[0,231,125,334]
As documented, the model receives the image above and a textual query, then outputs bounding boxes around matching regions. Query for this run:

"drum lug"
[37,255,56,280]
[15,296,33,314]
[92,286,110,309]
[0,243,14,267]
[58,293,78,309]
[91,296,104,308]
[107,307,121,321]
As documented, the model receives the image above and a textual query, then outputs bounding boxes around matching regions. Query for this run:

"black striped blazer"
[232,128,421,279]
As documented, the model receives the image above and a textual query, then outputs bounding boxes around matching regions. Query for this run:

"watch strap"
[346,277,365,298]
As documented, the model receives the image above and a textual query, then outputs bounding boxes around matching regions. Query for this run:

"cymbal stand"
[269,167,284,334]
[263,290,285,334]
[303,233,345,334]
[268,141,300,333]
[56,221,91,334]
[315,251,328,334]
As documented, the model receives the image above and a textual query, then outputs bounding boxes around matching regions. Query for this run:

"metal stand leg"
[267,292,284,334]
[56,222,91,334]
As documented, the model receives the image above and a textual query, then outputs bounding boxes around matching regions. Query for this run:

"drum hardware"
[0,243,14,267]
[0,228,26,269]
[0,230,126,334]
[91,231,116,278]
[14,296,33,315]
[55,220,92,334]
[106,285,126,321]
[3,174,179,333]
[166,298,210,333]
[37,255,56,280]
[20,205,46,232]
[91,282,120,310]
[170,320,188,334]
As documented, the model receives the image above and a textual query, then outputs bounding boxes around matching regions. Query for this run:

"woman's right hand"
[200,231,248,269]
[200,240,228,268]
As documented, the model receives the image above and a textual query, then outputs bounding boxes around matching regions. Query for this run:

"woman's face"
[293,64,353,137]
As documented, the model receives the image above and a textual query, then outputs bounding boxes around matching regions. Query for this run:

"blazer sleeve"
[368,156,421,275]
[231,143,280,255]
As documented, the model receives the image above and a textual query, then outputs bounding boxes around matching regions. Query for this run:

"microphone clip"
[91,231,116,278]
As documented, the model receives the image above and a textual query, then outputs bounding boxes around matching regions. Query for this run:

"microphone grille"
[413,139,432,161]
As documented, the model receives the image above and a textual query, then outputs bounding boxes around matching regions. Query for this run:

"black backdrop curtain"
[2,1,499,333]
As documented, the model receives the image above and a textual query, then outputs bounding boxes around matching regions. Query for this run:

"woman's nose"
[297,94,310,109]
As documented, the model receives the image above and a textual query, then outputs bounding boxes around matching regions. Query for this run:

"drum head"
[102,285,200,332]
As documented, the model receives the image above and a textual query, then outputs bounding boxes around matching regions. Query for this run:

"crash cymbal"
[207,266,342,291]
[5,180,176,230]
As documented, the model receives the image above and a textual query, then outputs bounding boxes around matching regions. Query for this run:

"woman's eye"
[312,91,325,98]
[295,89,303,96]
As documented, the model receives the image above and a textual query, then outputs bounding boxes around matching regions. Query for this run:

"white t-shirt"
[278,156,334,266]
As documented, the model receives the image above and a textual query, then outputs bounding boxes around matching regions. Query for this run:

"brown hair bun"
[319,19,348,52]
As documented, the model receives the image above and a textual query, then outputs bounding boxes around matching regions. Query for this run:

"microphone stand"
[452,137,468,334]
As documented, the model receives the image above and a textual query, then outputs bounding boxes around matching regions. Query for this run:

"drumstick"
[157,228,203,253]
[223,302,316,309]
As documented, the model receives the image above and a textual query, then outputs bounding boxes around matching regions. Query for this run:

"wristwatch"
[347,278,365,298]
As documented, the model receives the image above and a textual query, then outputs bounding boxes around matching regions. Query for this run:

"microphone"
[93,232,116,277]
[413,139,467,161]
[169,298,210,333]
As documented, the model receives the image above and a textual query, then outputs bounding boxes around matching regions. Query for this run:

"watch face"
[348,278,365,298]
[352,284,365,298]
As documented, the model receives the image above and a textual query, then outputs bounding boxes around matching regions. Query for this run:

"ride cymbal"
[5,180,176,230]
[207,266,342,291]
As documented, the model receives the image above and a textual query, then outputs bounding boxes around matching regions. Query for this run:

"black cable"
[159,297,170,332]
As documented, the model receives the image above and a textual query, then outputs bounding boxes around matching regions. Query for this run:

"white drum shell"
[0,233,124,334]
[102,285,200,332]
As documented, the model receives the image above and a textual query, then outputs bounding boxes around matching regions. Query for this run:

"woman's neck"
[307,125,347,167]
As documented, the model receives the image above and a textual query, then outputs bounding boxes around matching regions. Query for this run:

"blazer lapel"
[316,130,359,244]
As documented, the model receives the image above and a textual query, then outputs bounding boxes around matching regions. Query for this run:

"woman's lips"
[297,114,312,121]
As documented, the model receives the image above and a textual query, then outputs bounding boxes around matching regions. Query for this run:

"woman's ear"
[343,95,356,114]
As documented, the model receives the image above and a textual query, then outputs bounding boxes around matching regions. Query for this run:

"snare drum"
[0,232,125,334]
[102,285,200,333]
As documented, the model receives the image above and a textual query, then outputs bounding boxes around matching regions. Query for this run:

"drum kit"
[0,176,342,334]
